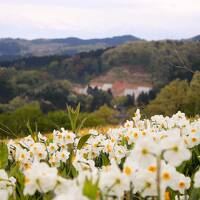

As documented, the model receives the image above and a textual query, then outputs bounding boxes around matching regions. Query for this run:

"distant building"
[123,89,135,96]
[73,86,88,95]
[102,83,113,91]
[78,87,88,95]
[123,86,151,99]
[73,82,152,99]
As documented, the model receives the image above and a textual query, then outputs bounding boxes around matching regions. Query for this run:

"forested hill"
[191,35,200,41]
[0,39,200,134]
[0,35,140,60]
[2,40,200,89]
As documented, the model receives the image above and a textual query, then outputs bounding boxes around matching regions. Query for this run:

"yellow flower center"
[142,131,146,136]
[66,135,71,139]
[148,166,157,173]
[179,181,185,188]
[50,146,55,151]
[142,148,148,155]
[106,145,112,152]
[25,177,30,184]
[38,152,43,158]
[184,139,188,145]
[125,136,130,141]
[93,143,98,148]
[145,182,151,188]
[162,172,171,181]
[133,132,138,139]
[165,192,170,200]
[191,129,196,133]
[111,138,115,143]
[115,178,121,184]
[192,137,197,143]
[124,166,132,176]
[172,146,178,152]
[24,163,30,170]
[21,153,26,159]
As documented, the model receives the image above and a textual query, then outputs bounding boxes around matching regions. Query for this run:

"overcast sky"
[0,0,200,40]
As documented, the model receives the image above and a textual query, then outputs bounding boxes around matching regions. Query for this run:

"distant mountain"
[183,35,200,42]
[0,35,140,60]
[191,35,200,41]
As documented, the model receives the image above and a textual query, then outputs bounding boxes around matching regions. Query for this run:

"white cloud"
[0,0,199,39]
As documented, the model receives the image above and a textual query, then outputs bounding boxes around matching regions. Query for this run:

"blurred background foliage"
[0,40,200,138]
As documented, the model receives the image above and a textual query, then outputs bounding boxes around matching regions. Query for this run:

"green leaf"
[9,164,25,200]
[189,188,200,200]
[101,153,110,166]
[77,134,91,150]
[76,117,88,132]
[9,164,25,187]
[83,177,99,200]
[26,121,38,142]
[0,142,8,169]
[67,104,80,132]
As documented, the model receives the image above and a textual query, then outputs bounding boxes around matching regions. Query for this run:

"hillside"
[191,35,200,41]
[74,67,152,97]
[0,35,140,60]
[0,39,200,135]
[1,40,200,88]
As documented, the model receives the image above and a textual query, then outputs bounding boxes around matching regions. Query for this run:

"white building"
[123,86,151,99]
[123,89,135,96]
[101,83,113,91]
[77,87,88,95]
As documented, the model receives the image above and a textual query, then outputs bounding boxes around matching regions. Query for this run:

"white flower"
[54,177,75,195]
[61,128,76,144]
[102,139,114,154]
[134,170,157,197]
[0,190,9,200]
[30,143,47,161]
[54,185,88,200]
[0,169,16,200]
[109,145,126,164]
[49,153,60,167]
[124,128,141,144]
[171,173,190,194]
[160,162,177,191]
[123,157,139,179]
[99,161,129,198]
[38,132,47,143]
[132,109,141,122]
[161,135,191,166]
[15,148,31,163]
[124,120,133,128]
[130,137,159,168]
[56,150,70,163]
[19,135,35,149]
[23,161,58,195]
[194,169,200,188]
[47,143,58,154]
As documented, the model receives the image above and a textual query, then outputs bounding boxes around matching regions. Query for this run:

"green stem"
[156,156,161,200]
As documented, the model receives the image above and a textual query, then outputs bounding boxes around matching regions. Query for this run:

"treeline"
[0,103,121,139]
[0,40,200,137]
[145,72,200,116]
[2,40,200,87]
[102,40,200,88]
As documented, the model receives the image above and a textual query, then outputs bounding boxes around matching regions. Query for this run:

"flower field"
[1,109,200,200]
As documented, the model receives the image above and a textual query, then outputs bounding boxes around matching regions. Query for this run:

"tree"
[34,80,72,109]
[184,72,200,116]
[137,92,149,106]
[0,68,16,103]
[145,79,189,116]
[87,86,113,111]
